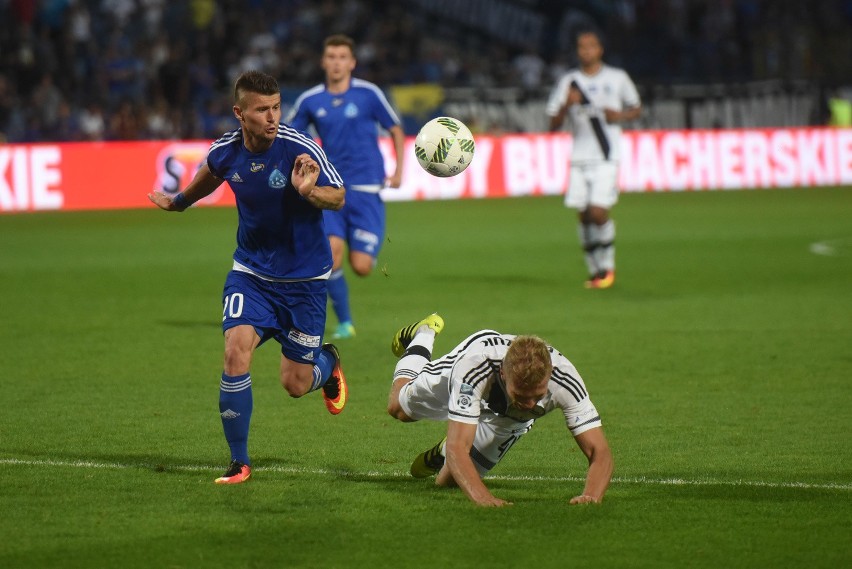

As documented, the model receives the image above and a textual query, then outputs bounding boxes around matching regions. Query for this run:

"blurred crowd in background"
[1,0,851,143]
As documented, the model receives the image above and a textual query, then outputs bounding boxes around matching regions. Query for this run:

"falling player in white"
[386,314,613,507]
[547,29,642,289]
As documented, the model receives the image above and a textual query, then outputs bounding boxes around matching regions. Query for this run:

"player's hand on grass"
[474,495,513,507]
[569,494,600,505]
[147,191,182,212]
[292,153,320,197]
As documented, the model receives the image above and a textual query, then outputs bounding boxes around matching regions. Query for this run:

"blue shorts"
[323,189,385,257]
[222,270,327,364]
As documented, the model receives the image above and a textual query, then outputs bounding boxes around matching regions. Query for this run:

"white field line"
[809,238,852,256]
[1,457,849,491]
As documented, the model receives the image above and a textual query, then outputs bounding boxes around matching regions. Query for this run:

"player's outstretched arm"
[147,163,223,212]
[439,420,512,507]
[569,427,613,505]
[291,153,345,210]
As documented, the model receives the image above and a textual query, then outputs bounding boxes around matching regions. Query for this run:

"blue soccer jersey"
[206,124,344,280]
[286,78,400,186]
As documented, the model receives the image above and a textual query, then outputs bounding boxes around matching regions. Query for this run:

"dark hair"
[575,28,604,48]
[233,70,280,105]
[324,33,355,55]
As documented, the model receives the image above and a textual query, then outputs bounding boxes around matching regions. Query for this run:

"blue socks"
[327,269,352,325]
[219,372,252,465]
[309,347,336,392]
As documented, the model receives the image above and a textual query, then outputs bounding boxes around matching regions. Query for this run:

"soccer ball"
[414,117,475,177]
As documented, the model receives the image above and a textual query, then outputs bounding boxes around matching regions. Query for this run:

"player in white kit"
[386,314,613,507]
[546,29,642,289]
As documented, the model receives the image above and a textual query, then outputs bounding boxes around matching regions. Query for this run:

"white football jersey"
[414,330,602,436]
[546,64,640,163]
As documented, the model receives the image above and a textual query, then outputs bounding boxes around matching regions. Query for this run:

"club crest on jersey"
[250,162,265,172]
[268,169,287,189]
[344,103,358,118]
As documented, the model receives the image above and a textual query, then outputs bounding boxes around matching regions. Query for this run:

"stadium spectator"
[0,0,848,142]
[546,29,642,289]
[386,314,612,507]
[78,101,106,141]
[147,70,348,485]
[287,34,405,341]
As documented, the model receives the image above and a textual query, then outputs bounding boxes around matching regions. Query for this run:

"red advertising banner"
[2,128,850,213]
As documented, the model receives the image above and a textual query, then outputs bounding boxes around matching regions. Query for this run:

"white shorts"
[565,161,619,210]
[399,379,534,476]
[468,414,534,476]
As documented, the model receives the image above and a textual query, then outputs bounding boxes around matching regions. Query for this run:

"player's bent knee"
[279,372,312,398]
[386,397,413,422]
[223,348,251,376]
[388,406,414,422]
[281,380,310,398]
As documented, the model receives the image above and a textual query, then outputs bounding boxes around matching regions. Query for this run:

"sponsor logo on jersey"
[250,162,265,172]
[331,98,343,107]
[268,169,287,189]
[302,351,315,361]
[287,328,321,348]
[344,102,358,118]
[460,384,474,395]
[230,172,243,183]
[221,409,240,419]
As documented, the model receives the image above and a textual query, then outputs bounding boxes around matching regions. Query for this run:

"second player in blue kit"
[288,34,406,340]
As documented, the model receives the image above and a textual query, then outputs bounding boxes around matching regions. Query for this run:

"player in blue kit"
[148,70,348,485]
[287,34,405,340]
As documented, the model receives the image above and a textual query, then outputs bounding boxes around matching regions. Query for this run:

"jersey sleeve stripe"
[460,360,496,389]
[551,376,583,402]
[277,126,345,187]
[353,78,401,124]
[285,84,324,122]
[551,368,588,398]
[449,410,480,419]
[209,130,241,152]
[568,415,601,433]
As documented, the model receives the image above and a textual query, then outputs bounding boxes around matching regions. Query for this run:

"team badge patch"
[344,102,358,118]
[268,169,287,188]
[457,383,475,410]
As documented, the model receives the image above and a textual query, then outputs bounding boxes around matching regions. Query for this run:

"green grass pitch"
[1,187,850,568]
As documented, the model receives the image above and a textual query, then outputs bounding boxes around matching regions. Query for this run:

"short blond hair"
[502,336,552,389]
